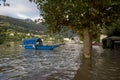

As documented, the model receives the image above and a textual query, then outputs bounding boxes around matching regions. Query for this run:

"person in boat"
[36,38,43,46]
[33,38,43,49]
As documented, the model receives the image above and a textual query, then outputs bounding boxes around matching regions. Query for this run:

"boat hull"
[22,45,59,50]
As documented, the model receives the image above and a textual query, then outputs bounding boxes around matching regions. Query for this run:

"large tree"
[30,0,120,58]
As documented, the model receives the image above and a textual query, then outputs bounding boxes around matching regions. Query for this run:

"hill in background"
[0,15,47,34]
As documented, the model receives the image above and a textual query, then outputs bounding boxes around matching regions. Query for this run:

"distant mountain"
[24,18,33,22]
[0,15,47,33]
[0,15,77,38]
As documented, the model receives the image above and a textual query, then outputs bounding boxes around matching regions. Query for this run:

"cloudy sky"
[0,0,40,20]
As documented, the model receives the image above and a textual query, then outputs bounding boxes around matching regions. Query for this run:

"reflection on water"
[0,42,82,80]
[91,47,120,80]
[0,42,120,80]
[74,46,120,80]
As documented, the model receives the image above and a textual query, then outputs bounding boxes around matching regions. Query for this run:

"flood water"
[0,42,82,80]
[90,46,120,80]
[0,42,120,80]
[74,45,120,80]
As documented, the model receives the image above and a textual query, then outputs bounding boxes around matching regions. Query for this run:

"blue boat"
[22,38,59,50]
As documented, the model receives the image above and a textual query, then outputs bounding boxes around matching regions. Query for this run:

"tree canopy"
[30,0,120,34]
[30,0,120,58]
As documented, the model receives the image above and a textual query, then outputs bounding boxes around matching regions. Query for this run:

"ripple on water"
[0,43,82,80]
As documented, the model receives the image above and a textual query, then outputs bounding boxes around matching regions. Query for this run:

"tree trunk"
[83,27,92,59]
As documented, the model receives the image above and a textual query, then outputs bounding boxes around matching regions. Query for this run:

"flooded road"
[74,46,120,80]
[0,42,120,80]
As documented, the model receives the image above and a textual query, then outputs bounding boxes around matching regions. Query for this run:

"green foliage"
[108,26,120,37]
[0,15,47,42]
[0,15,46,33]
[104,19,120,37]
[30,0,120,39]
[0,26,6,44]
